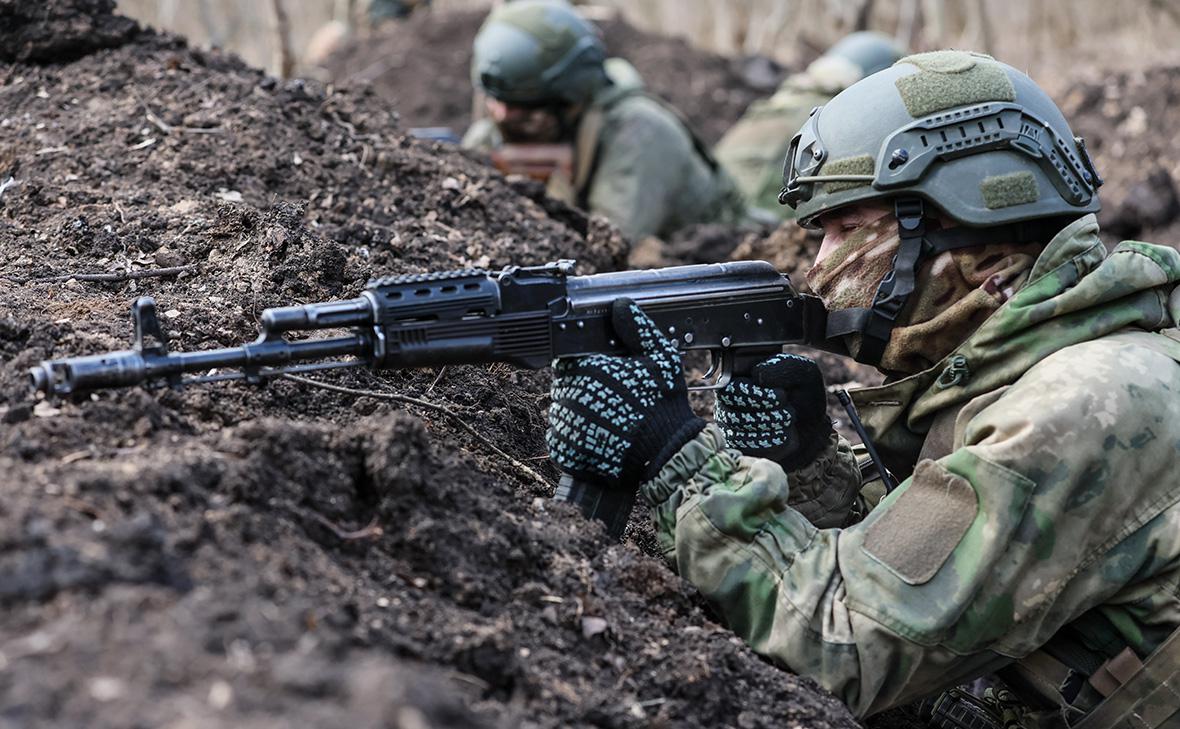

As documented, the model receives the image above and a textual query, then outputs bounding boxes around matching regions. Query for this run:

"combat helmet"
[471,0,607,106]
[779,50,1103,365]
[821,31,904,80]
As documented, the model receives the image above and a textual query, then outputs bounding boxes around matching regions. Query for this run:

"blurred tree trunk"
[920,0,944,48]
[896,0,920,50]
[197,0,225,47]
[156,0,177,27]
[853,0,875,31]
[961,0,994,53]
[269,0,295,79]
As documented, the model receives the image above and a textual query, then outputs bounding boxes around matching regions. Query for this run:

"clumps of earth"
[1062,65,1180,245]
[0,1,872,728]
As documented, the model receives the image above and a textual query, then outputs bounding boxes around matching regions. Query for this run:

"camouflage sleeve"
[781,432,864,529]
[640,335,1180,717]
[642,423,1014,716]
[585,101,694,241]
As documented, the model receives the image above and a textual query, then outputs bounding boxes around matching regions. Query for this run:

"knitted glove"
[547,298,705,486]
[714,353,833,472]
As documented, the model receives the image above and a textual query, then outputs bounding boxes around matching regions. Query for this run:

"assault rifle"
[29,260,827,539]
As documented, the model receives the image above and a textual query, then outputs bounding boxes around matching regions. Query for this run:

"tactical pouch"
[1073,627,1180,728]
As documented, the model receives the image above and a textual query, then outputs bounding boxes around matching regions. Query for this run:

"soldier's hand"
[714,353,833,472]
[547,298,705,487]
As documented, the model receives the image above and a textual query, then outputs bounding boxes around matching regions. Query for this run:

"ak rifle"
[29,260,827,539]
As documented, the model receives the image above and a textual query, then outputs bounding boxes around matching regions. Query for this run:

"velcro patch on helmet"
[981,172,1040,209]
[821,154,875,193]
[895,51,1015,118]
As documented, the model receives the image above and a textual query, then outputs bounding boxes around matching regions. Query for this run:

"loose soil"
[319,8,785,146]
[0,2,859,728]
[1061,65,1180,246]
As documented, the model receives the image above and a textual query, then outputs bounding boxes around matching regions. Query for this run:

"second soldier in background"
[461,0,748,242]
[714,31,904,219]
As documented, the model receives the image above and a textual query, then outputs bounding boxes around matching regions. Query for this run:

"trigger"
[689,350,734,392]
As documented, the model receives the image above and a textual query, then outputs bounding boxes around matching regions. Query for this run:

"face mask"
[805,215,900,313]
[807,216,1039,374]
[488,99,568,144]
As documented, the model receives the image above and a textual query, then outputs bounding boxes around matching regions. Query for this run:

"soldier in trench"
[714,30,904,219]
[546,49,1180,728]
[461,0,748,242]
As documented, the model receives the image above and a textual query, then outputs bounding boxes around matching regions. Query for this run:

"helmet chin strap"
[824,198,1066,367]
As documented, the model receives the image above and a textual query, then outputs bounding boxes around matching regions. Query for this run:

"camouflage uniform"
[714,74,842,217]
[464,61,746,241]
[641,214,1180,718]
[463,1,746,241]
[715,33,902,218]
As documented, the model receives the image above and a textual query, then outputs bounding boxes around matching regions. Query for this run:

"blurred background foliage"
[117,0,1180,90]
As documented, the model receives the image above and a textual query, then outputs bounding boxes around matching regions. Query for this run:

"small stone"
[33,401,60,418]
[396,707,431,729]
[581,616,608,639]
[208,680,233,709]
[88,676,125,702]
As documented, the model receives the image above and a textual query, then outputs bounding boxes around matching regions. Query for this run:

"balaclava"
[806,214,1040,374]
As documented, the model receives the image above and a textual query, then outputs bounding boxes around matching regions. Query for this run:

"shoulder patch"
[862,459,978,584]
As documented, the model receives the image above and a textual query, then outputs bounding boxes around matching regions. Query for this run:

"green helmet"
[779,51,1104,365]
[471,0,607,106]
[781,50,1102,227]
[824,31,904,79]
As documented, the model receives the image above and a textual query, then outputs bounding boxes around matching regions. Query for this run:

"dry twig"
[306,512,384,540]
[426,366,447,394]
[281,373,550,486]
[22,264,198,284]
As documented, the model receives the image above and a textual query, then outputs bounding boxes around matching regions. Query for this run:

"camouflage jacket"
[641,215,1180,717]
[462,60,746,241]
[713,73,842,218]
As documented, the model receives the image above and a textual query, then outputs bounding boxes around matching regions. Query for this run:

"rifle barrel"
[30,333,370,397]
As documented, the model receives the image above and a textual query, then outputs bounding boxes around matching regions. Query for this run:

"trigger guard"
[689,350,733,392]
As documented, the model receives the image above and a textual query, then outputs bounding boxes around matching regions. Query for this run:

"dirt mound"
[321,8,784,146]
[0,3,857,728]
[0,0,140,63]
[1062,65,1180,245]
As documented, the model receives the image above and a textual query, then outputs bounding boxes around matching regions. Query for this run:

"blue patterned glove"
[547,298,705,486]
[714,353,833,472]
